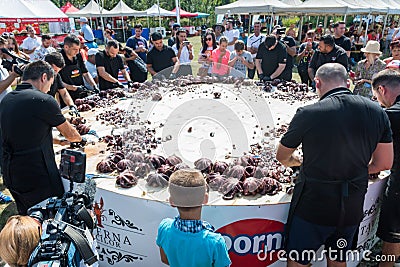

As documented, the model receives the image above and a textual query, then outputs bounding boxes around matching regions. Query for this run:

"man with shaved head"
[276,63,393,267]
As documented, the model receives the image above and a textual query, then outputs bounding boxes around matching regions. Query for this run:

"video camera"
[28,149,98,267]
[1,48,29,76]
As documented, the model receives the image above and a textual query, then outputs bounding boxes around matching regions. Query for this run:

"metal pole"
[175,0,180,25]
[95,0,106,43]
[364,13,370,45]
[248,13,252,34]
[269,12,274,33]
[121,16,126,42]
[157,0,161,29]
[298,15,303,42]
[383,12,389,54]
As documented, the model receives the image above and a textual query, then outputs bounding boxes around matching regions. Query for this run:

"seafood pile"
[261,79,318,102]
[74,89,127,113]
[85,76,313,199]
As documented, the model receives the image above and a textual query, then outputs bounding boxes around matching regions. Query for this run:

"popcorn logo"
[217,219,285,267]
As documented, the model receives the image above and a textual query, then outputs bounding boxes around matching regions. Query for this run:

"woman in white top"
[198,31,217,76]
[172,28,194,76]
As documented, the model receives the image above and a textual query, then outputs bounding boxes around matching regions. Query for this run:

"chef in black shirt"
[276,63,393,266]
[333,21,352,58]
[0,61,83,215]
[59,35,97,102]
[255,35,287,82]
[372,70,400,267]
[308,34,348,88]
[44,52,78,116]
[147,32,179,79]
[95,40,131,90]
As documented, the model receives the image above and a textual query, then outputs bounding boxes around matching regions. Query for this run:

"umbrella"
[195,12,210,18]
[171,7,198,18]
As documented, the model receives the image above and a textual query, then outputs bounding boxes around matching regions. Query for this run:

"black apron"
[3,130,64,215]
[284,89,367,249]
[285,168,367,249]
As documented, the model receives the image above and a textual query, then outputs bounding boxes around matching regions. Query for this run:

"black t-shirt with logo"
[334,35,352,52]
[298,41,319,66]
[281,88,392,226]
[147,45,176,74]
[48,73,64,97]
[256,41,287,77]
[59,49,88,100]
[95,50,124,90]
[308,45,349,72]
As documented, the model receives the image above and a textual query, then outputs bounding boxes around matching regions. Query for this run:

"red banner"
[0,18,69,23]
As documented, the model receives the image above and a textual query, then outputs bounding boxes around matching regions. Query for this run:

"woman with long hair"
[6,35,30,60]
[211,36,230,78]
[105,29,114,44]
[198,30,217,76]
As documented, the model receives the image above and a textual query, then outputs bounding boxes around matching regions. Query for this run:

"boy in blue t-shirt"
[156,169,231,267]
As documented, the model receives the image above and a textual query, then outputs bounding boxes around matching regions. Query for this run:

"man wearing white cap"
[79,17,96,48]
[85,48,99,87]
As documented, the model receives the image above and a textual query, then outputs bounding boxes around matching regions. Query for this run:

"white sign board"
[93,176,387,267]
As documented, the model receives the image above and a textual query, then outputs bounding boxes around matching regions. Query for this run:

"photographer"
[297,30,318,86]
[0,215,41,267]
[172,28,194,76]
[59,35,98,104]
[273,26,296,81]
[0,60,83,215]
[0,37,19,102]
[255,35,287,82]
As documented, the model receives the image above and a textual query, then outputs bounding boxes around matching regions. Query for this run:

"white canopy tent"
[136,4,176,30]
[66,0,111,17]
[141,4,176,17]
[344,0,389,14]
[0,0,68,20]
[383,0,400,14]
[108,0,145,16]
[274,0,371,15]
[0,0,38,18]
[215,0,290,14]
[24,0,69,19]
[0,0,68,33]
[108,0,145,42]
[279,0,302,6]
